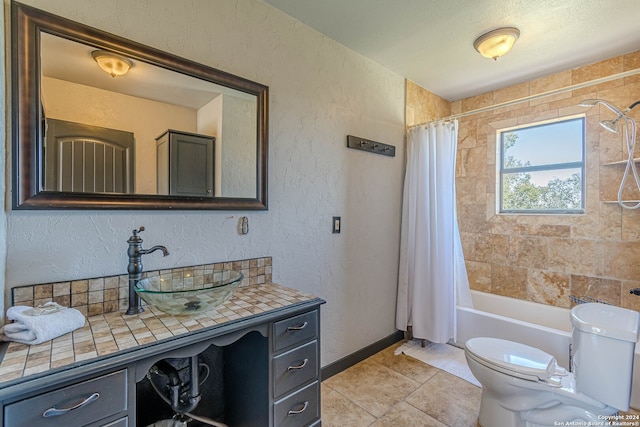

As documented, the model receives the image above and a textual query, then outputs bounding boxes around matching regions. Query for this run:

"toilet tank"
[571,303,640,411]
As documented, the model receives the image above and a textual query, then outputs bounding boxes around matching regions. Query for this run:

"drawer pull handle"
[42,392,100,418]
[287,358,309,371]
[287,400,309,416]
[287,321,308,331]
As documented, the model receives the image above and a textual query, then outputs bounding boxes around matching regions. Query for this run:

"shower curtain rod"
[410,67,640,128]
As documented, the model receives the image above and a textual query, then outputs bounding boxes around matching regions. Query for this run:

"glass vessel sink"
[135,269,243,315]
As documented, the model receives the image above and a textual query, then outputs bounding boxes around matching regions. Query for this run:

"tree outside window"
[499,117,585,213]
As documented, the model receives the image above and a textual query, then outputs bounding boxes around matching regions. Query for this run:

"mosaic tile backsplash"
[10,257,272,317]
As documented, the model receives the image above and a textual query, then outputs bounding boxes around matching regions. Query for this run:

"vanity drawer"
[273,340,318,398]
[101,417,128,427]
[273,310,318,352]
[273,381,319,427]
[4,369,128,427]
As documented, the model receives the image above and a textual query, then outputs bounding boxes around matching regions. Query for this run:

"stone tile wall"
[452,50,640,310]
[406,50,640,310]
[405,80,451,127]
[10,256,272,317]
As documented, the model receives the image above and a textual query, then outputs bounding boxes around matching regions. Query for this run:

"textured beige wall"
[452,50,640,310]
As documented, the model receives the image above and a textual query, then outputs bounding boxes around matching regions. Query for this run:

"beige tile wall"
[407,50,640,310]
[10,256,272,316]
[405,80,451,127]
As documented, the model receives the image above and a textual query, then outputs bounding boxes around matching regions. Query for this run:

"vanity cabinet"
[0,301,323,427]
[272,311,321,427]
[156,130,215,197]
[217,308,322,427]
[3,369,132,427]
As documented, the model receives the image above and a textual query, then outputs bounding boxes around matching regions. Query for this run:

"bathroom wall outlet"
[332,216,341,234]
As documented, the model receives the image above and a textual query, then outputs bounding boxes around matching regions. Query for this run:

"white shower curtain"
[396,120,471,344]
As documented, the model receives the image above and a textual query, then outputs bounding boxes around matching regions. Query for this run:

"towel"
[1,302,86,345]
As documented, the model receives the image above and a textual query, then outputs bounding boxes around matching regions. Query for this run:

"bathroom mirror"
[12,2,268,210]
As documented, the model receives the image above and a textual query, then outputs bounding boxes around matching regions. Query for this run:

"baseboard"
[320,330,405,381]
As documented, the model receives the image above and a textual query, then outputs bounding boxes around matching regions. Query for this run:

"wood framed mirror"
[12,2,268,210]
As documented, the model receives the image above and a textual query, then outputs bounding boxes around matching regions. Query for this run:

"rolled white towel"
[1,302,86,345]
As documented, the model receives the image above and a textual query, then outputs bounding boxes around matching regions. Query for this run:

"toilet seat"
[465,337,567,387]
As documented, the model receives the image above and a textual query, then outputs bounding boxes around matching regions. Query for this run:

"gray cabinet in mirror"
[12,2,268,210]
[156,130,215,198]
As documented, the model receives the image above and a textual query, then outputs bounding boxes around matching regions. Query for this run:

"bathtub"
[454,290,640,410]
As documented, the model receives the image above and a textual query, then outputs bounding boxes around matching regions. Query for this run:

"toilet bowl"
[465,303,640,427]
[466,337,617,427]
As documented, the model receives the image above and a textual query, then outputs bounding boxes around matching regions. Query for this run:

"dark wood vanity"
[0,285,324,427]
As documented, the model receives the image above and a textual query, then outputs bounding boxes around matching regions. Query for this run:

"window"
[498,116,585,214]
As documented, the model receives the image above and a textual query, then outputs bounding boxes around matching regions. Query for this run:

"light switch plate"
[332,216,341,234]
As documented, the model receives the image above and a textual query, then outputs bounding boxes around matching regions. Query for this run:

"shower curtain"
[396,120,471,344]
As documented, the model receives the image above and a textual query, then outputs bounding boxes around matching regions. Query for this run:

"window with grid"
[498,116,585,214]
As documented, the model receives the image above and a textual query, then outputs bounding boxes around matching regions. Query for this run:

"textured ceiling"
[263,0,640,101]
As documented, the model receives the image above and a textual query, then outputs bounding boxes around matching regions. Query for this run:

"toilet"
[465,303,640,427]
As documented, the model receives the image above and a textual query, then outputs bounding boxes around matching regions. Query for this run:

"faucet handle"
[128,226,145,243]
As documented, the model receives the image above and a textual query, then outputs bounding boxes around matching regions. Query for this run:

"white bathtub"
[454,290,640,410]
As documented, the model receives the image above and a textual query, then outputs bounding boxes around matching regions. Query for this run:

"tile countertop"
[0,283,319,385]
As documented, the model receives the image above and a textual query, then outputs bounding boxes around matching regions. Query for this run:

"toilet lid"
[465,337,567,386]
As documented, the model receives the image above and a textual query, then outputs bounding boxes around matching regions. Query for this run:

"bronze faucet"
[126,226,169,315]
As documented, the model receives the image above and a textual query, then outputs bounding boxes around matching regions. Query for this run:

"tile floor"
[322,340,640,427]
[321,341,482,427]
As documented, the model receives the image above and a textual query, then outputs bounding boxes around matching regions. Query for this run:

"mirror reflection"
[12,1,268,210]
[40,33,258,199]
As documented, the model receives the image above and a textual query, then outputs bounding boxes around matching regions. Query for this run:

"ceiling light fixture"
[473,27,520,60]
[91,50,133,77]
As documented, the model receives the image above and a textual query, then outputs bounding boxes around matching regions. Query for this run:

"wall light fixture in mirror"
[12,2,268,210]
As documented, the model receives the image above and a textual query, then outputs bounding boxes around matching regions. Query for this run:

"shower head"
[580,99,640,210]
[582,99,640,133]
[580,98,626,133]
[599,118,620,133]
